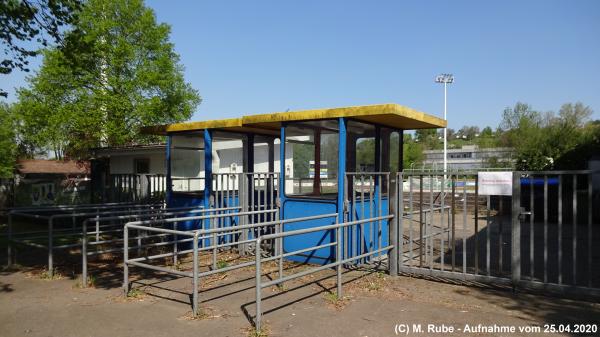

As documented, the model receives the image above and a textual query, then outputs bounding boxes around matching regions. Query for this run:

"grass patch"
[127,287,145,299]
[182,309,211,320]
[216,260,229,269]
[322,291,348,310]
[39,268,63,280]
[75,275,96,288]
[245,326,269,337]
[366,272,385,291]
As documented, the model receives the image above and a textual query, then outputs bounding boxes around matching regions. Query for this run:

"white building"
[421,145,514,170]
[92,139,295,192]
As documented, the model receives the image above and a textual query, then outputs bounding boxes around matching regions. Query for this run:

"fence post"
[240,174,248,255]
[389,172,399,276]
[7,213,12,267]
[123,225,129,296]
[82,220,88,288]
[48,217,54,277]
[255,237,262,331]
[336,222,343,297]
[511,171,521,289]
[192,232,199,316]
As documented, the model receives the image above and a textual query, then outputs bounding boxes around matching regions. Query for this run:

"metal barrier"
[108,174,166,202]
[80,206,241,286]
[512,171,600,297]
[123,207,305,316]
[398,172,469,275]
[254,213,394,330]
[4,169,599,330]
[7,203,166,275]
[344,172,390,264]
[397,170,600,298]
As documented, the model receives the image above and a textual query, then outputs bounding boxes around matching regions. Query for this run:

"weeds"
[39,268,63,280]
[184,309,210,320]
[216,260,229,269]
[127,287,145,299]
[322,291,348,310]
[366,272,385,291]
[245,326,269,337]
[75,275,96,288]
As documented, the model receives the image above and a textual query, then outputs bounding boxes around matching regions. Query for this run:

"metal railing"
[80,206,241,285]
[108,174,166,202]
[253,213,394,330]
[7,202,166,276]
[397,170,600,298]
[124,207,319,316]
[512,170,599,296]
[344,172,390,264]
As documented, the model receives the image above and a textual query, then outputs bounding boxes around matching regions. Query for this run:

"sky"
[3,0,600,130]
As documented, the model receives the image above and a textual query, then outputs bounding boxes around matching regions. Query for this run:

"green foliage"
[0,103,17,177]
[356,138,375,170]
[553,121,600,169]
[0,0,82,97]
[292,142,312,178]
[216,260,228,269]
[403,140,424,169]
[457,125,480,141]
[14,0,201,159]
[415,128,439,149]
[501,102,595,170]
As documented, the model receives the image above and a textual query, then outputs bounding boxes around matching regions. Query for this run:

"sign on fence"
[478,171,512,196]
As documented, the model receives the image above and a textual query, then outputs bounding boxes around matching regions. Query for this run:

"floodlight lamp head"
[435,73,454,84]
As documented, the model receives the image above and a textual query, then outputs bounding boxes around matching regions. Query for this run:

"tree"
[499,102,541,132]
[0,103,17,176]
[480,126,493,137]
[500,102,594,170]
[403,141,424,169]
[1,0,82,97]
[558,102,592,128]
[14,0,200,159]
[458,125,480,140]
[415,128,440,149]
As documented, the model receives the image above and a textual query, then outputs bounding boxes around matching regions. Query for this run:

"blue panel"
[203,130,212,240]
[282,198,337,264]
[169,193,204,231]
[337,118,346,224]
[213,193,241,244]
[521,177,559,186]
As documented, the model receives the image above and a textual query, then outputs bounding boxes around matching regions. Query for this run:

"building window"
[134,158,150,174]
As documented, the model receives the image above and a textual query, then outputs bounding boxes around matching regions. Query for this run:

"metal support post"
[511,172,521,289]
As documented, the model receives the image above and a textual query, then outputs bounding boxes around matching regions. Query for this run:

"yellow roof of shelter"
[144,103,446,136]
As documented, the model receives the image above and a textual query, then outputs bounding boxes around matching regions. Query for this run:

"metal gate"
[396,170,600,298]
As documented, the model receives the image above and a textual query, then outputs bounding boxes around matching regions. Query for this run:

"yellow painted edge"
[242,103,447,128]
[165,118,243,132]
[143,103,446,135]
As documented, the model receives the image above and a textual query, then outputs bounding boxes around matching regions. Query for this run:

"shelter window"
[285,120,338,197]
[347,121,400,195]
[170,132,204,193]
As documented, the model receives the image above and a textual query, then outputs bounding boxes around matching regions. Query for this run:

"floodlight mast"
[435,73,453,173]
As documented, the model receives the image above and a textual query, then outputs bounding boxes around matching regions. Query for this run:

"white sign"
[478,172,513,196]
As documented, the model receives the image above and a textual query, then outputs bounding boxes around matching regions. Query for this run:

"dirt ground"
[1,262,600,337]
